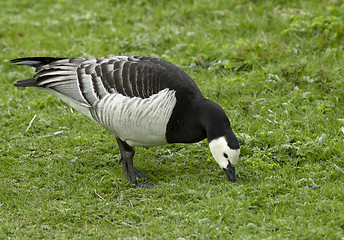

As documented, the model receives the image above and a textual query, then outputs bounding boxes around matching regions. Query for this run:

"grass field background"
[1,0,344,239]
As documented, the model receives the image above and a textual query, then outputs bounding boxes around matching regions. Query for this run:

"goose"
[11,56,240,188]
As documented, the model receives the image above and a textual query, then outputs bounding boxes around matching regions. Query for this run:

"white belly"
[91,89,177,146]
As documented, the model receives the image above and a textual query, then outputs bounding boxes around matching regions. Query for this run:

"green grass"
[1,0,344,239]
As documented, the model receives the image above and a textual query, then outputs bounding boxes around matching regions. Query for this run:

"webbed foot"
[134,167,147,180]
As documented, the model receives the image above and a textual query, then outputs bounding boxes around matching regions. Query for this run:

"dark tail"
[11,57,65,68]
[13,78,37,87]
[11,57,66,87]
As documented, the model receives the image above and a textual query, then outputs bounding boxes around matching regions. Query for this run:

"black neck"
[200,99,239,149]
[166,97,239,149]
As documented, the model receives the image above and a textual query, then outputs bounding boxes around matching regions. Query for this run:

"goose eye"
[223,153,228,158]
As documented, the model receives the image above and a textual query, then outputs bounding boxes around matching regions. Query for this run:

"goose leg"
[115,137,154,189]
[118,159,147,180]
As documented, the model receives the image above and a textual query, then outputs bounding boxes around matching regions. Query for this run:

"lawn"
[1,0,344,239]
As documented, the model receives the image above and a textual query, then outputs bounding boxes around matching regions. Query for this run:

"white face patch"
[209,136,240,169]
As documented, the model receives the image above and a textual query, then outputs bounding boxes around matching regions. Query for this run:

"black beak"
[223,164,235,182]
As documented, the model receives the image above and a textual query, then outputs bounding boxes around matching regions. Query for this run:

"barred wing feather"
[12,56,178,145]
[27,56,167,106]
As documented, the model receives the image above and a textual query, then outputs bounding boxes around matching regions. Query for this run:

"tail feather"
[13,78,37,87]
[11,57,66,68]
[12,57,66,87]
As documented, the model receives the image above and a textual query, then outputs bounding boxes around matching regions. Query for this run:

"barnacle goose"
[12,56,240,188]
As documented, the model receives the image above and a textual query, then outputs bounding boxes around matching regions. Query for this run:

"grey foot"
[134,167,147,180]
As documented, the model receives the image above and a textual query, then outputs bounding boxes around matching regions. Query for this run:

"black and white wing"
[13,56,201,103]
[12,56,200,146]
